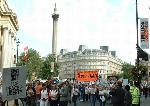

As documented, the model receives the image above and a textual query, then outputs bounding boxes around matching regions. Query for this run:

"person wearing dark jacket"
[124,85,132,106]
[143,86,148,99]
[110,81,125,106]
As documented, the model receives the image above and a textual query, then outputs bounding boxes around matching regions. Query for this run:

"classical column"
[52,3,59,57]
[8,30,12,67]
[2,27,9,68]
[11,32,15,66]
[14,37,17,65]
[0,26,2,71]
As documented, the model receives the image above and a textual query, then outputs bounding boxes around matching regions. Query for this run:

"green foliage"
[17,48,43,81]
[38,54,60,80]
[121,62,148,82]
[121,63,134,80]
[131,64,148,81]
[18,49,60,80]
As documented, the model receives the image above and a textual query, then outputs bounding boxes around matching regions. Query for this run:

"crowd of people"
[1,78,150,106]
[23,79,144,106]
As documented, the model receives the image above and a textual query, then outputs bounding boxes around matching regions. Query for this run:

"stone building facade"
[58,45,123,80]
[0,0,19,70]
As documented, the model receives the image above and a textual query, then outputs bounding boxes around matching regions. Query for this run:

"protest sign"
[2,66,27,101]
[76,70,98,82]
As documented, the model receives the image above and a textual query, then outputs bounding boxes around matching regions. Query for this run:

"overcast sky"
[7,0,150,64]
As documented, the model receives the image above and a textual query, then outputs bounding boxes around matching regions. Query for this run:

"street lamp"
[16,39,20,64]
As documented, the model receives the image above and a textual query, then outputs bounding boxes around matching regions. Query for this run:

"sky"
[7,0,150,64]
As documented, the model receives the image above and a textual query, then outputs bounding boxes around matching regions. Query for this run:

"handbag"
[100,96,105,102]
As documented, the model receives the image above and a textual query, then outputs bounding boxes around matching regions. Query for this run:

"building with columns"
[58,45,123,80]
[0,0,19,70]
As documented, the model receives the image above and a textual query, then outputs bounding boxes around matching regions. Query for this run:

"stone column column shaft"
[0,26,2,71]
[52,20,58,55]
[2,27,9,68]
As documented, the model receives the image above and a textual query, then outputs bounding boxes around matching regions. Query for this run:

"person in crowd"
[110,80,125,106]
[89,84,97,106]
[148,86,150,97]
[35,80,43,106]
[59,82,69,106]
[131,81,140,106]
[40,83,49,106]
[72,85,79,106]
[26,83,36,106]
[66,81,73,104]
[143,85,148,99]
[79,84,85,101]
[49,85,59,106]
[98,86,106,106]
[124,85,132,106]
[96,85,99,101]
[85,85,89,101]
[129,81,134,96]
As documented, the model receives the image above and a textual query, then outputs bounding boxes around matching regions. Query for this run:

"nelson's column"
[51,4,59,73]
[52,4,59,58]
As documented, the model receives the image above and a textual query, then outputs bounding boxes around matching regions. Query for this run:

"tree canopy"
[38,54,59,80]
[17,48,43,81]
[18,50,60,80]
[121,62,148,82]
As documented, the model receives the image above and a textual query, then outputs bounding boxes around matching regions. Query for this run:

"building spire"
[54,3,57,13]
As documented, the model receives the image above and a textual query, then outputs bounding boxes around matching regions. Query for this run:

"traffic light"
[137,45,149,61]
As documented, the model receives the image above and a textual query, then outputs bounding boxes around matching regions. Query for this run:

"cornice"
[0,1,19,31]
[0,10,19,31]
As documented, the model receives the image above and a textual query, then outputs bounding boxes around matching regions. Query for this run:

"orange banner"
[76,70,98,82]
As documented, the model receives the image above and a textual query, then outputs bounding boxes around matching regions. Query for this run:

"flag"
[23,46,28,61]
[137,45,149,61]
[140,18,149,49]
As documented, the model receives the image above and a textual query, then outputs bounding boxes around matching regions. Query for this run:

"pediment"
[0,0,19,31]
[0,0,12,13]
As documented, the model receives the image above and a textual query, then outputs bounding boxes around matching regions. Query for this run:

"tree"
[121,62,148,84]
[17,48,43,81]
[131,64,148,82]
[38,54,60,80]
[121,63,134,81]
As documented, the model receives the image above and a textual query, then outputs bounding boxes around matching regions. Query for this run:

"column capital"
[52,14,59,21]
[3,27,8,30]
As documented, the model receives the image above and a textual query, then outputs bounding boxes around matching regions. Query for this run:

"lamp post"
[135,0,140,85]
[16,39,20,64]
[14,39,20,106]
[135,0,141,105]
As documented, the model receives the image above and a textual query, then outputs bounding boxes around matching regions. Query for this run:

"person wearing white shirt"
[40,83,48,106]
[49,85,59,106]
[90,84,97,106]
[72,85,79,106]
[99,86,106,106]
